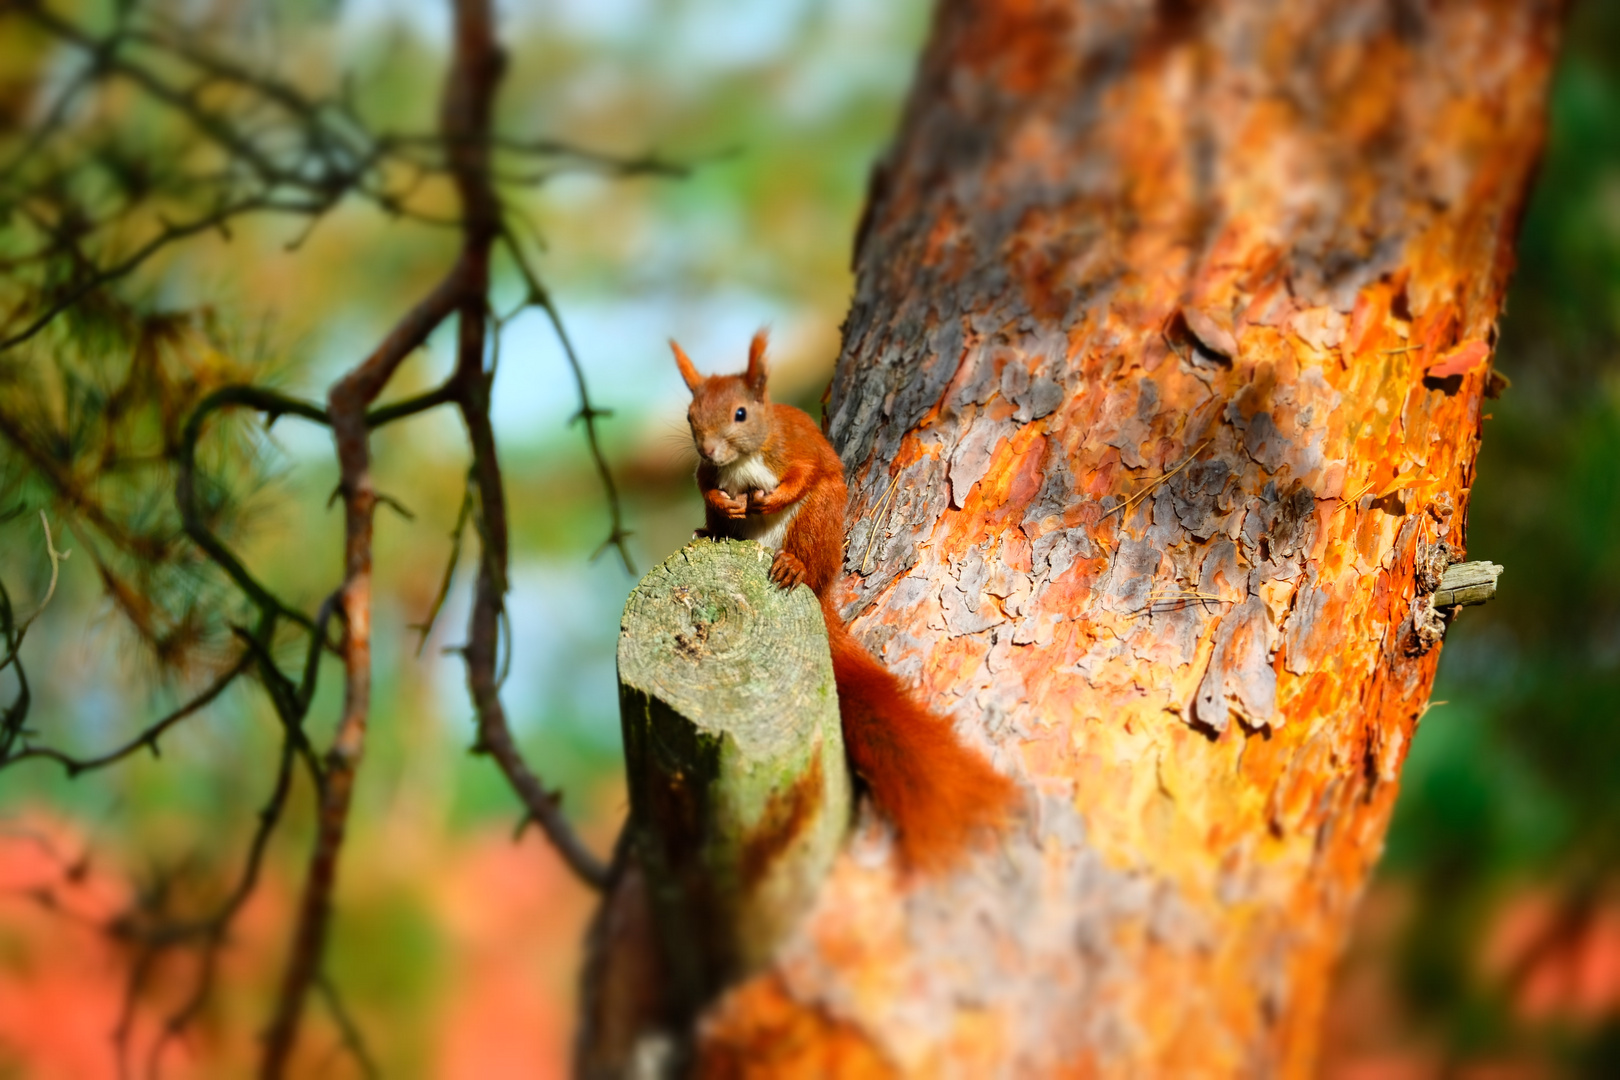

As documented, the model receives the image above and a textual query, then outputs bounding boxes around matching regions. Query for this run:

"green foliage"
[0,306,276,676]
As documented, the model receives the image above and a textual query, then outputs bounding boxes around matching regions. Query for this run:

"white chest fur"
[717,454,799,552]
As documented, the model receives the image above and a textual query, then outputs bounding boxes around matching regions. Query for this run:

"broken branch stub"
[1435,561,1504,608]
[616,539,849,1016]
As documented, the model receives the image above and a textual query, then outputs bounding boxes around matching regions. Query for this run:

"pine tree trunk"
[684,1,1563,1076]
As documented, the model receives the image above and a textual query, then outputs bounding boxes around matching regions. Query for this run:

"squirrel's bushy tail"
[822,604,1016,872]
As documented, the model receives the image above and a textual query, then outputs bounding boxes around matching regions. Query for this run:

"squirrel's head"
[672,330,771,466]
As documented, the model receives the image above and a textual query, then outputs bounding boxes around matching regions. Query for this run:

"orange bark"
[690,1,1563,1076]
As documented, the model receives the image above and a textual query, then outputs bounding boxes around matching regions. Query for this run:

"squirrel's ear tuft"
[745,330,770,398]
[670,340,702,393]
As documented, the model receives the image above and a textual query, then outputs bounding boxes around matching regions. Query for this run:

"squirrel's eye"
[734,407,747,422]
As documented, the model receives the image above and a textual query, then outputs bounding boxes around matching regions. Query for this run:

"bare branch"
[411,474,474,656]
[5,652,251,775]
[456,282,610,886]
[501,229,635,574]
[365,380,460,428]
[317,974,381,1080]
[261,91,484,1080]
[0,582,33,763]
[140,702,305,1077]
[177,388,330,634]
[426,3,612,891]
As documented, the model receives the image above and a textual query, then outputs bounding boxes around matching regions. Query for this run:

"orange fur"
[674,332,1015,872]
[822,611,1014,872]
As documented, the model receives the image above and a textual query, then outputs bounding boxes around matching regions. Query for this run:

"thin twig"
[501,228,634,575]
[176,388,327,635]
[365,380,459,428]
[455,323,608,885]
[411,474,474,656]
[141,666,308,1077]
[7,653,251,776]
[1130,589,1235,617]
[317,974,381,1080]
[1,511,72,669]
[456,162,609,889]
[1333,478,1379,516]
[15,606,331,1080]
[1101,439,1212,521]
[0,583,31,761]
[859,472,903,573]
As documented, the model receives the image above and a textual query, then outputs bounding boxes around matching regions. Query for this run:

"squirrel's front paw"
[770,551,807,589]
[692,527,713,539]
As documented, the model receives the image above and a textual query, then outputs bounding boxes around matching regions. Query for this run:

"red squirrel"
[672,331,1015,872]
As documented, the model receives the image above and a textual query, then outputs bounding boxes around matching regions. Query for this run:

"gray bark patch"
[949,420,1007,508]
[1170,457,1233,539]
[1242,411,1290,473]
[1032,527,1095,579]
[1197,539,1244,600]
[941,583,1005,637]
[941,547,1005,638]
[1023,446,1077,528]
[1137,603,1201,669]
[1101,536,1160,613]
[1103,377,1159,470]
[957,547,991,609]
[1191,597,1277,733]
[1282,568,1331,676]
[1147,485,1186,550]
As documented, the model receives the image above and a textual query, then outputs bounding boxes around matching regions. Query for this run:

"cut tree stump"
[616,539,850,1019]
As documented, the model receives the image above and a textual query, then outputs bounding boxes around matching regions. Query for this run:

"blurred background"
[0,0,1616,1076]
